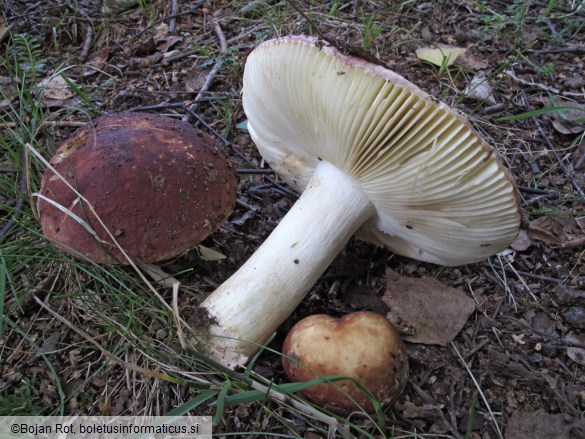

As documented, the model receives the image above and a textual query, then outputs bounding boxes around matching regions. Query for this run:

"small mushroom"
[282,311,408,413]
[195,35,521,368]
[37,112,237,264]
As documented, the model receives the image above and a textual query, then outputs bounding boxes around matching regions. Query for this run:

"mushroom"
[195,35,521,368]
[282,311,408,413]
[37,112,237,264]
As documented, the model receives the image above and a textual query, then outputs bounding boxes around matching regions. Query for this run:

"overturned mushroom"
[37,112,237,264]
[282,312,408,413]
[196,35,521,368]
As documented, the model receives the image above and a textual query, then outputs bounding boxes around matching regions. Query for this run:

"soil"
[1,1,584,438]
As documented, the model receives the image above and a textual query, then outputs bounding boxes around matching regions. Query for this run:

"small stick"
[183,19,228,121]
[518,186,561,195]
[78,24,93,63]
[0,120,87,128]
[168,0,179,34]
[462,339,491,360]
[237,168,276,174]
[502,267,566,284]
[531,46,585,54]
[523,193,560,205]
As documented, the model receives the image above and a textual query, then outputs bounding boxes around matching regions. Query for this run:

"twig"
[462,339,491,360]
[523,193,560,205]
[78,24,93,63]
[518,186,561,195]
[504,69,559,94]
[519,185,561,205]
[182,19,228,122]
[168,0,179,34]
[502,266,567,284]
[0,120,87,128]
[530,46,585,54]
[237,168,276,174]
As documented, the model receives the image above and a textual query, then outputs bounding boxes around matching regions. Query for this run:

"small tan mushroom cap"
[243,36,521,266]
[38,112,237,264]
[282,312,408,413]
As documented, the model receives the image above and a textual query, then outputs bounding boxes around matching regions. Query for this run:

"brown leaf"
[383,268,476,346]
[511,229,532,251]
[39,75,75,100]
[527,216,557,244]
[455,51,490,70]
[157,36,183,53]
[566,332,585,366]
[81,48,111,77]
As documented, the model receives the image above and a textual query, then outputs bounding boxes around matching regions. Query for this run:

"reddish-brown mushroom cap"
[37,112,237,264]
[282,311,408,413]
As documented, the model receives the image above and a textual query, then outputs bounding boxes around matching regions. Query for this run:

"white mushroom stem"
[198,160,375,368]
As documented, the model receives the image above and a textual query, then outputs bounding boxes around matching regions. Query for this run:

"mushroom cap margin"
[242,35,521,266]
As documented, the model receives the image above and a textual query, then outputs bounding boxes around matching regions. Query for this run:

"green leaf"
[164,390,217,416]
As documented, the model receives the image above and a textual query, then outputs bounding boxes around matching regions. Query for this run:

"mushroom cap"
[38,112,237,264]
[282,311,408,413]
[243,35,521,266]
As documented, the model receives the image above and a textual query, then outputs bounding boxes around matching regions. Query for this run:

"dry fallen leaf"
[511,229,533,251]
[383,268,476,346]
[463,72,496,104]
[81,47,111,77]
[197,245,226,261]
[566,332,585,366]
[39,75,75,100]
[454,51,490,70]
[538,95,585,134]
[415,44,467,67]
[157,36,183,53]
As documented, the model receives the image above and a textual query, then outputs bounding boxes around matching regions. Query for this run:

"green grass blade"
[497,105,585,122]
[163,390,217,416]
